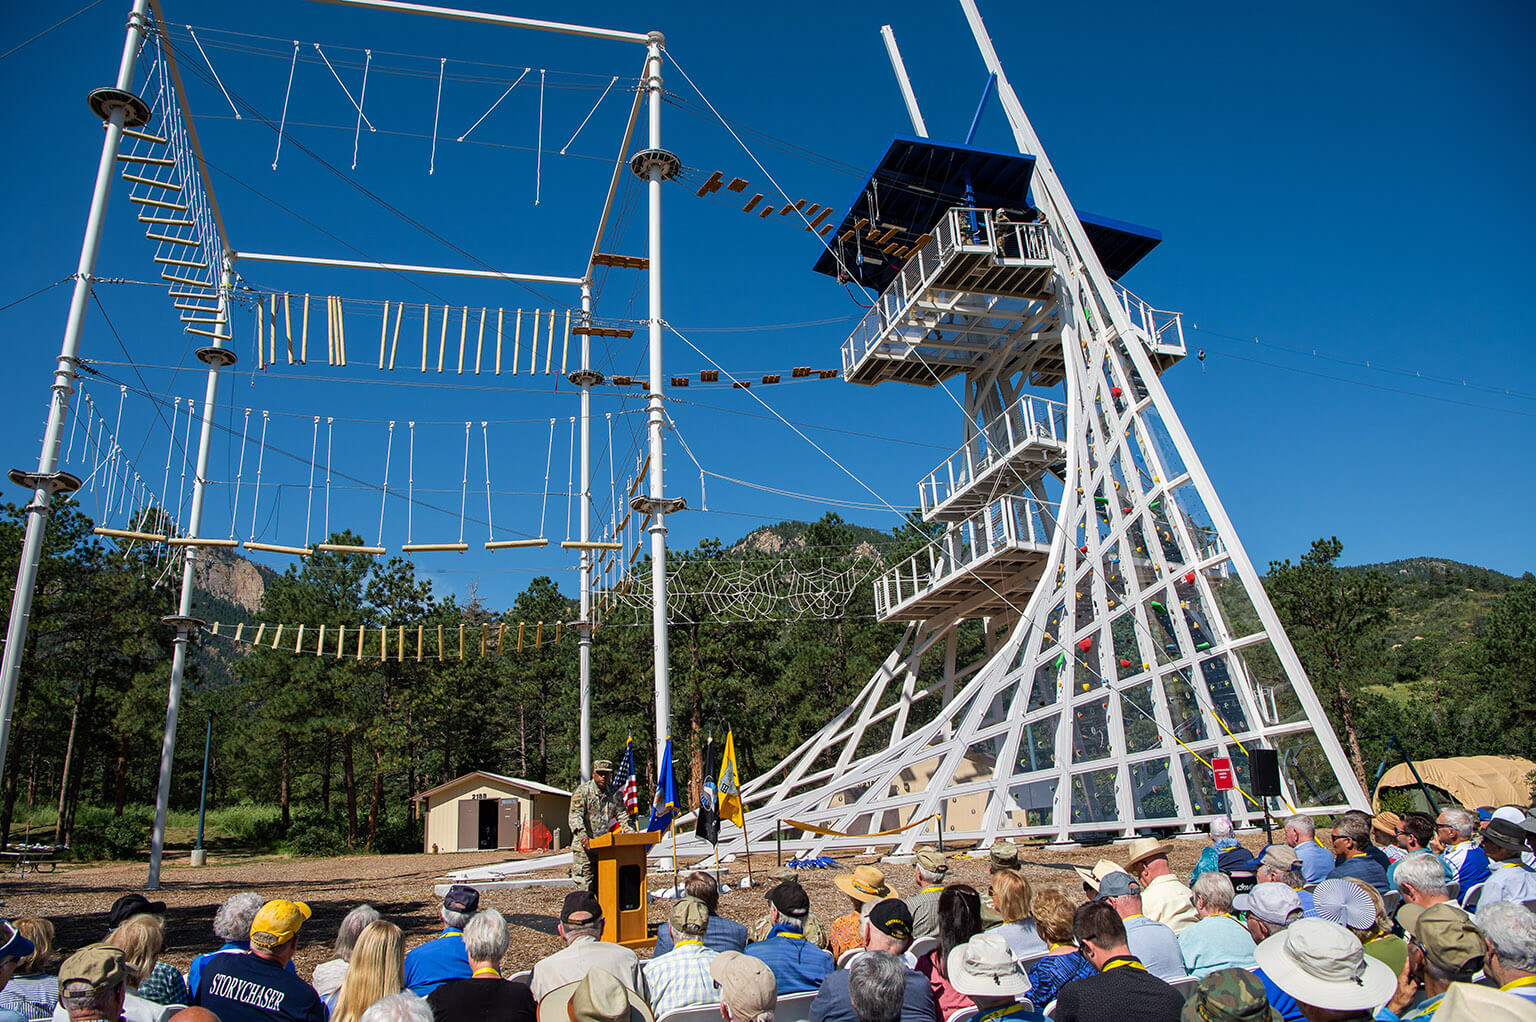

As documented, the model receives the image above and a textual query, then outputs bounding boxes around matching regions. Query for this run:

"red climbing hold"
[1119,658,1133,668]
[1077,637,1094,652]
[1184,571,1196,584]
[1111,386,1123,397]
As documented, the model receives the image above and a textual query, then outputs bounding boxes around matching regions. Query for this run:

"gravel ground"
[0,834,1263,978]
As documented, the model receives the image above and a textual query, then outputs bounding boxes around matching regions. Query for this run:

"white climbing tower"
[718,8,1368,854]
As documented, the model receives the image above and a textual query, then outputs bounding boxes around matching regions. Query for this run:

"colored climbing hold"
[1183,571,1196,584]
[1119,659,1133,668]
[1054,652,1067,669]
[1150,601,1166,612]
[1077,637,1094,652]
[1196,641,1211,650]
[1111,386,1123,397]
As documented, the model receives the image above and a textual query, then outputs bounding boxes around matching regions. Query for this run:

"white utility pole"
[0,0,154,798]
[148,257,238,890]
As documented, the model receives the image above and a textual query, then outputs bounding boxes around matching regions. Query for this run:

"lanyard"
[1101,957,1147,973]
[675,940,704,949]
[921,886,945,894]
[1502,976,1536,992]
[472,967,500,978]
[977,1006,1024,1022]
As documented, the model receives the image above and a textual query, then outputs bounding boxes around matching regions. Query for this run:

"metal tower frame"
[698,2,1366,855]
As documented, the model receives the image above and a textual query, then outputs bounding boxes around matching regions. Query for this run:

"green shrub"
[280,810,346,857]
[370,812,422,855]
[68,806,151,861]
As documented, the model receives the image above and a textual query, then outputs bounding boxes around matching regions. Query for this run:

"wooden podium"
[587,830,661,949]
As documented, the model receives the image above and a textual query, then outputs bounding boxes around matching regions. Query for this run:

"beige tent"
[1372,755,1536,812]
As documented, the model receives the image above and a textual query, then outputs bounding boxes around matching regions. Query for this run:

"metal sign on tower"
[707,2,1368,853]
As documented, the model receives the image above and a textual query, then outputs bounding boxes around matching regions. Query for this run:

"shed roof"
[411,770,571,802]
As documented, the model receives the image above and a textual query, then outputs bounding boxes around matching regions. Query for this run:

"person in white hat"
[1122,839,1198,935]
[536,970,652,1022]
[1252,919,1394,1022]
[945,934,1037,1022]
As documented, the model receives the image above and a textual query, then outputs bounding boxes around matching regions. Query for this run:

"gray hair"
[1283,815,1315,838]
[1477,901,1536,972]
[60,982,123,1014]
[562,918,603,941]
[1438,808,1475,840]
[440,905,473,931]
[1210,815,1234,841]
[213,892,266,942]
[335,904,381,960]
[915,866,945,886]
[463,909,509,962]
[360,993,433,1022]
[1333,814,1369,850]
[1192,871,1235,914]
[1395,851,1452,899]
[849,951,906,1022]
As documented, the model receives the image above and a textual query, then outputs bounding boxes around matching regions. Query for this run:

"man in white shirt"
[1475,819,1536,908]
[1122,838,1198,935]
[530,893,644,1001]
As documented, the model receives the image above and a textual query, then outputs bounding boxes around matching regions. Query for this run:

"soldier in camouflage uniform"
[1181,968,1282,1022]
[568,760,634,893]
[749,869,831,949]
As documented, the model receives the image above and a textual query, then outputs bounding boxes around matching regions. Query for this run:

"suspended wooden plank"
[591,253,650,269]
[695,170,723,196]
[571,326,634,338]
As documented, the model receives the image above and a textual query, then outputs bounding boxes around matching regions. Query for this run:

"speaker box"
[1251,748,1282,797]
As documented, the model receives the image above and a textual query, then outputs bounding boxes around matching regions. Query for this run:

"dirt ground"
[0,834,1265,977]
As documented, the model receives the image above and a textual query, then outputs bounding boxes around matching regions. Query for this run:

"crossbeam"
[232,250,583,286]
[309,0,651,45]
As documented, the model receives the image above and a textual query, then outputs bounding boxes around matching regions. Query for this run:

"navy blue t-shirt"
[195,950,326,1022]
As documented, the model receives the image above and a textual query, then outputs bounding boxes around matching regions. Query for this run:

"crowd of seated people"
[3,803,1532,1022]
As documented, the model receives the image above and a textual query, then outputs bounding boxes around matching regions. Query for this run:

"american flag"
[613,738,639,817]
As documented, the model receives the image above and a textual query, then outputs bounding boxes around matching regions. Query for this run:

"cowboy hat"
[1123,837,1175,870]
[834,865,898,903]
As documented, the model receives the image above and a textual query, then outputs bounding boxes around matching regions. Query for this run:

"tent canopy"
[1373,755,1536,812]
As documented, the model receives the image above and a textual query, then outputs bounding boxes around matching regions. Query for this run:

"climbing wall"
[677,52,1367,857]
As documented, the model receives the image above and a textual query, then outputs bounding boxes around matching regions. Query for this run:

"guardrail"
[842,208,1051,377]
[875,495,1054,619]
[1113,281,1185,356]
[917,395,1068,518]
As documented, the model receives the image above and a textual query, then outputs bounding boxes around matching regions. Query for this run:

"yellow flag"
[717,730,745,828]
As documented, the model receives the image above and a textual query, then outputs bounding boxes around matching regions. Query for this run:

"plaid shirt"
[643,940,720,1017]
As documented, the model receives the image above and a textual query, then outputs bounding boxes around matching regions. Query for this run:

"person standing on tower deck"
[569,761,633,895]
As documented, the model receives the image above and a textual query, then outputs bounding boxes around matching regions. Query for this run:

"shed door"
[457,799,478,851]
[498,798,521,849]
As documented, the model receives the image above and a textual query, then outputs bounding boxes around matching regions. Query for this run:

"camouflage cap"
[988,842,1020,869]
[593,760,613,774]
[1181,968,1282,1022]
[769,868,802,884]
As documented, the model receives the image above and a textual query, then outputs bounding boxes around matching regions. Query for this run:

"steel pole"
[643,36,671,754]
[147,257,235,890]
[195,715,211,852]
[578,281,593,782]
[0,0,153,798]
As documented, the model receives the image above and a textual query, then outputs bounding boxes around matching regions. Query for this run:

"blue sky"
[2,0,1532,612]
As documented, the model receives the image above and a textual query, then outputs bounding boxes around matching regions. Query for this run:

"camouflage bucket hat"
[1181,968,1282,1022]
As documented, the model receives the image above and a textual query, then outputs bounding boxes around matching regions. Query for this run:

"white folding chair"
[1168,975,1201,1001]
[509,970,532,987]
[774,990,819,1022]
[945,1008,979,1022]
[909,936,940,960]
[837,947,862,969]
[656,1004,727,1022]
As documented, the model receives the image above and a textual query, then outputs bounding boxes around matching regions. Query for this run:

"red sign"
[1212,757,1234,791]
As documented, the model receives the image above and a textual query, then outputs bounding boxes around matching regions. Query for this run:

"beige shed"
[412,771,571,853]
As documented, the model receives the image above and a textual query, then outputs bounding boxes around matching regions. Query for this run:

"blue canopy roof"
[810,135,1162,290]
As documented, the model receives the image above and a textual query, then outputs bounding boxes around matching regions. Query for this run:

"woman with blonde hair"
[328,920,404,1022]
[1024,888,1095,1009]
[990,869,1047,961]
[107,914,187,1006]
[2,918,58,1019]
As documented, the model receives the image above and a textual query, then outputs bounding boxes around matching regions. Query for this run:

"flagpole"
[670,818,679,895]
[742,822,753,888]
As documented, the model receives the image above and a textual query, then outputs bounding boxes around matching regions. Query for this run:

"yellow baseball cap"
[249,900,311,949]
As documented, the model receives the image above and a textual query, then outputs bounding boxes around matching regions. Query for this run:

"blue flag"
[647,738,677,832]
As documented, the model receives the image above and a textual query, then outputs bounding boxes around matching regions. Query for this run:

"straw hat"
[537,970,654,1022]
[946,933,1030,999]
[1123,837,1175,871]
[1073,858,1125,891]
[835,865,898,903]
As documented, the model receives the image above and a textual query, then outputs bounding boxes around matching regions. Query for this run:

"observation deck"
[918,394,1067,521]
[875,495,1054,623]
[841,207,1057,387]
[1115,282,1187,372]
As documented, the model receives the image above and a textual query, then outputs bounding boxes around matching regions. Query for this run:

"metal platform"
[919,394,1067,521]
[842,208,1059,387]
[875,495,1053,622]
